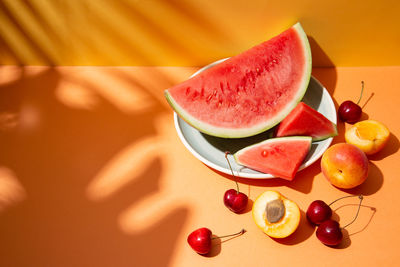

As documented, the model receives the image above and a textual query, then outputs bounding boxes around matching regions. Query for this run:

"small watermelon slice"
[275,102,337,141]
[165,22,312,138]
[234,136,312,180]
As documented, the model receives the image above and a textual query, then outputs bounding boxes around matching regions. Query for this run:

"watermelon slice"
[165,22,312,138]
[234,136,312,180]
[275,102,337,141]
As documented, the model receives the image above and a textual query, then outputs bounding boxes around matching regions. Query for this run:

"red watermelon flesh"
[275,102,337,141]
[165,23,312,138]
[234,136,312,180]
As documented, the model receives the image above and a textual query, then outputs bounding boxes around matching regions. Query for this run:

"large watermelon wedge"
[165,22,312,138]
[234,136,312,180]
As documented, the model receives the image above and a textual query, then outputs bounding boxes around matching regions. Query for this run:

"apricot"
[252,191,300,238]
[345,120,390,155]
[321,143,369,189]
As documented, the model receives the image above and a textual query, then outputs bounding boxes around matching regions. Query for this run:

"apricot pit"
[266,199,285,223]
[252,191,300,238]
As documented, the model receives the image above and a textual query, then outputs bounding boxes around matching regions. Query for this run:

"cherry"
[187,227,212,254]
[316,219,343,246]
[306,200,332,225]
[315,195,364,246]
[223,152,248,213]
[223,189,248,213]
[187,227,245,255]
[338,101,362,124]
[338,81,364,124]
[307,194,365,226]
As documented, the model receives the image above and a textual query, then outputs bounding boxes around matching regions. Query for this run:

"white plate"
[174,59,337,179]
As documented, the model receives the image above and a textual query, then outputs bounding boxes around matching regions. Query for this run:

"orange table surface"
[0,65,399,267]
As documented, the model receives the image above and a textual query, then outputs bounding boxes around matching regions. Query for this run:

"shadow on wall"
[308,36,335,68]
[0,0,232,65]
[0,66,188,267]
[308,36,338,99]
[1,0,346,66]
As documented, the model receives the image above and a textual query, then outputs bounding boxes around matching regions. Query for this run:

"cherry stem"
[328,194,362,206]
[356,81,364,105]
[225,151,240,193]
[342,195,364,229]
[211,229,246,240]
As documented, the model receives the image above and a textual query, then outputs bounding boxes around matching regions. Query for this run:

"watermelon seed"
[191,90,199,100]
[220,82,224,93]
[226,82,231,91]
[185,87,191,96]
[261,150,268,157]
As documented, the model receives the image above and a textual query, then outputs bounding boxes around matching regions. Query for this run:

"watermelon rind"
[165,22,312,138]
[233,136,313,176]
[234,136,313,163]
[312,125,338,142]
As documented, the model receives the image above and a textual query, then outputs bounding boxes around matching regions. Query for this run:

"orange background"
[1,0,400,66]
[1,0,400,266]
[0,65,399,266]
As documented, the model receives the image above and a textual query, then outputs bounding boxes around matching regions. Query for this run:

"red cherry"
[338,101,362,124]
[314,195,364,247]
[316,219,343,246]
[338,81,364,124]
[187,227,212,254]
[306,200,332,225]
[187,228,245,255]
[223,189,248,213]
[224,152,248,213]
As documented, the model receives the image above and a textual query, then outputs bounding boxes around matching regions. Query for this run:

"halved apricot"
[345,120,390,155]
[252,191,300,238]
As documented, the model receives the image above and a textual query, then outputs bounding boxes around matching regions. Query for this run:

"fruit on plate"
[275,102,337,141]
[165,22,312,138]
[252,190,301,238]
[234,136,312,180]
[187,227,245,255]
[345,120,390,155]
[321,143,369,189]
[338,81,364,124]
